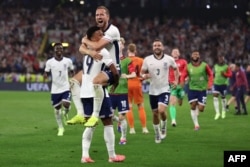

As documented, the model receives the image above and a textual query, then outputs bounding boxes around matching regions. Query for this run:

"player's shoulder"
[164,54,174,61]
[125,57,132,63]
[180,58,188,63]
[143,54,153,61]
[109,24,119,31]
[135,56,143,61]
[46,57,55,64]
[201,61,208,66]
[63,56,72,60]
[106,24,120,34]
[63,57,73,63]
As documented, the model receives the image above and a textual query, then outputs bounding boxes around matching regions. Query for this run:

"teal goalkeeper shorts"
[170,85,185,99]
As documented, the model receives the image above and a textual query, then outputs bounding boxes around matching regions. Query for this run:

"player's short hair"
[86,26,101,40]
[153,39,162,43]
[128,43,137,53]
[191,49,199,53]
[53,43,63,48]
[96,6,110,16]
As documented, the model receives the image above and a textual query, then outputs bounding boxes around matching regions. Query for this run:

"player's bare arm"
[79,42,102,61]
[82,36,109,51]
[121,62,136,79]
[140,69,151,80]
[172,67,180,89]
[121,72,136,79]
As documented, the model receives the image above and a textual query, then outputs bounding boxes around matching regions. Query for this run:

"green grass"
[0,91,250,167]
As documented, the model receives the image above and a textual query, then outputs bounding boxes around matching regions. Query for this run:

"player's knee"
[63,102,70,109]
[198,106,205,112]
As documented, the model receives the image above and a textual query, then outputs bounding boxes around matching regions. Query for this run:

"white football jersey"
[44,57,74,93]
[80,48,113,98]
[141,54,177,95]
[103,24,121,71]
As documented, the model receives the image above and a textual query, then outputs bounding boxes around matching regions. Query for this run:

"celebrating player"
[80,26,125,163]
[44,43,74,136]
[213,55,232,120]
[141,39,179,143]
[168,48,187,126]
[180,50,213,130]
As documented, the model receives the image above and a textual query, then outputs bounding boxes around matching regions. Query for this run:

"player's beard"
[154,49,163,56]
[191,57,199,63]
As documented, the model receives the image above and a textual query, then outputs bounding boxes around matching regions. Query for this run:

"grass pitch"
[0,91,249,167]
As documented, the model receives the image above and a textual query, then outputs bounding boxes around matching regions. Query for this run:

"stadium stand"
[0,0,249,82]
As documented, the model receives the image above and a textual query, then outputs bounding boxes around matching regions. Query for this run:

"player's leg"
[81,98,95,163]
[68,77,85,125]
[109,94,121,133]
[159,92,170,139]
[138,103,149,133]
[235,88,242,115]
[221,86,228,119]
[81,127,95,163]
[213,93,220,120]
[149,95,162,143]
[118,113,128,145]
[190,102,199,130]
[226,88,237,112]
[100,96,125,162]
[134,86,148,133]
[85,72,108,127]
[61,91,72,125]
[195,91,207,130]
[177,85,185,106]
[126,104,136,134]
[51,94,64,136]
[54,107,64,136]
[239,86,248,115]
[169,86,177,125]
[117,94,129,145]
[126,87,136,134]
[169,93,177,126]
[188,90,200,130]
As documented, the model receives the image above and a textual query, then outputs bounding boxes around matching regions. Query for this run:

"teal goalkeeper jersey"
[214,64,229,85]
[110,57,131,94]
[187,62,209,90]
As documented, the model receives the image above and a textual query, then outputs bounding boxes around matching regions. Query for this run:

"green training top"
[214,64,229,85]
[187,62,208,90]
[110,57,131,94]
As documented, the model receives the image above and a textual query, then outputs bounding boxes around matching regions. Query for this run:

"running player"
[168,48,187,126]
[141,39,179,143]
[180,50,213,130]
[44,43,74,136]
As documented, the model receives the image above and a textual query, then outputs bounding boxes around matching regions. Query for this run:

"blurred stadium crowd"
[0,0,250,82]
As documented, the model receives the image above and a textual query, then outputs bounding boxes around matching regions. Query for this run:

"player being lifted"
[79,6,121,127]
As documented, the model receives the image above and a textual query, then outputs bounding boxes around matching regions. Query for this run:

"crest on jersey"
[164,62,168,68]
